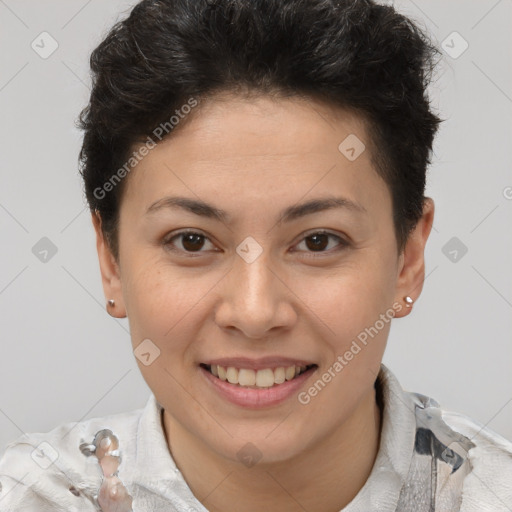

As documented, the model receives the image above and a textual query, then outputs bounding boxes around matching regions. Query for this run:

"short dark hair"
[78,0,443,261]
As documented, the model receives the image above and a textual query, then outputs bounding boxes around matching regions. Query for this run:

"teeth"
[255,368,274,388]
[285,366,296,381]
[238,368,256,386]
[274,367,285,384]
[207,364,311,388]
[217,366,227,381]
[226,367,239,384]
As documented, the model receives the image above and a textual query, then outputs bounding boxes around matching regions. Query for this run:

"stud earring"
[404,296,414,308]
[107,299,115,308]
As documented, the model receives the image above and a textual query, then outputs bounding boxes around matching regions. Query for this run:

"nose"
[214,250,297,339]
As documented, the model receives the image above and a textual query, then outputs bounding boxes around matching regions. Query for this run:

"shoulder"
[406,383,512,511]
[385,362,512,512]
[440,409,512,511]
[0,403,146,511]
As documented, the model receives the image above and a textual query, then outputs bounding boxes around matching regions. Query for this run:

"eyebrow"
[145,195,367,224]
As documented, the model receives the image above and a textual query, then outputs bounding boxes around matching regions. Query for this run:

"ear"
[91,211,127,318]
[393,197,435,318]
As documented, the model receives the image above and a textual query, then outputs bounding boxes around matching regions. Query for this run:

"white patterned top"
[1,364,511,511]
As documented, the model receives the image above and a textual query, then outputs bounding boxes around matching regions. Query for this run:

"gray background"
[0,0,511,458]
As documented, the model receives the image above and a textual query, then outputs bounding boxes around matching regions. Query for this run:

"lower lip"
[199,365,317,409]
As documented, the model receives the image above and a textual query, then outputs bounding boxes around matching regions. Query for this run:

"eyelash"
[163,229,349,257]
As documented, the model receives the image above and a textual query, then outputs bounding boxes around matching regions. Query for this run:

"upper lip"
[201,357,317,370]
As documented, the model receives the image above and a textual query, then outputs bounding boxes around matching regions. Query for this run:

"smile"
[201,363,316,389]
[199,362,318,408]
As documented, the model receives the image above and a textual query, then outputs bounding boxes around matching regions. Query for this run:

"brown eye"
[165,231,216,253]
[305,233,329,251]
[181,233,206,251]
[294,231,348,254]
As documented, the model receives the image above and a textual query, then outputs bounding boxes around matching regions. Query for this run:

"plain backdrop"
[0,0,511,458]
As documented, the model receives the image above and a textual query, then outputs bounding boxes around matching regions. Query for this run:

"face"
[94,93,431,465]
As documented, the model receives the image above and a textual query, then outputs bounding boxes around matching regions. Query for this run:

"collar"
[121,363,418,510]
[343,363,418,511]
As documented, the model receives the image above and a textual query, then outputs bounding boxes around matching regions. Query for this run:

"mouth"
[199,363,318,389]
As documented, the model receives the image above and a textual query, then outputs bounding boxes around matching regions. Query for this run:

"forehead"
[160,93,371,161]
[120,94,390,217]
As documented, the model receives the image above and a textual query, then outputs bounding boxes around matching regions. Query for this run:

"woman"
[1,0,511,510]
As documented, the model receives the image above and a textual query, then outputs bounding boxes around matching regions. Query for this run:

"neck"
[163,384,382,512]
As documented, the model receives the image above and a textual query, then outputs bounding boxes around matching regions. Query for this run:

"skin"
[93,93,434,512]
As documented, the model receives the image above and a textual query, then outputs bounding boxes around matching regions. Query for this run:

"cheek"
[296,249,396,340]
[121,252,221,352]
[121,257,211,411]
[296,260,394,421]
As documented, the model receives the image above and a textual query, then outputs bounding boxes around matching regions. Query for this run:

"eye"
[293,231,349,255]
[163,229,349,257]
[164,230,216,254]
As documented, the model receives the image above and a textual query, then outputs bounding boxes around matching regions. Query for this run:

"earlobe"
[91,211,127,318]
[393,198,435,319]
